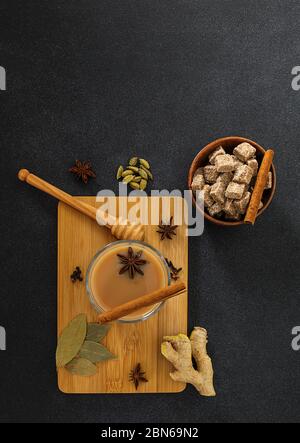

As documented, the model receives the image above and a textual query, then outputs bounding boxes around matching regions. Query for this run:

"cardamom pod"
[123,175,135,184]
[140,165,153,180]
[140,179,148,190]
[147,170,153,180]
[65,357,97,376]
[79,341,116,363]
[129,157,138,166]
[122,170,134,177]
[86,323,110,343]
[127,166,139,173]
[132,176,142,183]
[139,158,150,169]
[130,182,140,190]
[116,165,123,180]
[138,168,148,180]
[56,314,87,368]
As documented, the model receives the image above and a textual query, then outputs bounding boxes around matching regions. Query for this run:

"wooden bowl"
[188,136,277,226]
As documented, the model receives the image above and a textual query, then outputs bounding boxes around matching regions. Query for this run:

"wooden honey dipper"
[18,169,145,241]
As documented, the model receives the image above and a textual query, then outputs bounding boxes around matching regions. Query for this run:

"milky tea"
[88,242,169,322]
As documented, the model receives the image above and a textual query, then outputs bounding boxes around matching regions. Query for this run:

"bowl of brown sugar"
[188,136,276,226]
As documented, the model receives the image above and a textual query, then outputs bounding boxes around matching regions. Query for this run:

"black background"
[1,0,300,423]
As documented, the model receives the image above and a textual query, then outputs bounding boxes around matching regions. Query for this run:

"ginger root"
[161,327,216,397]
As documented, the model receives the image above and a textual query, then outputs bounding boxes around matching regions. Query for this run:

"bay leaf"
[65,357,97,376]
[86,323,111,343]
[79,340,116,363]
[56,314,87,368]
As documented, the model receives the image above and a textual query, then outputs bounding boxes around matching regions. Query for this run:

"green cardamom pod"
[122,170,134,177]
[140,179,148,190]
[127,166,139,173]
[86,324,110,343]
[147,170,153,180]
[65,357,97,377]
[123,175,135,184]
[132,176,142,183]
[79,341,116,363]
[56,314,87,368]
[139,158,150,169]
[138,168,148,180]
[129,157,138,166]
[140,165,153,180]
[129,182,140,190]
[116,165,123,180]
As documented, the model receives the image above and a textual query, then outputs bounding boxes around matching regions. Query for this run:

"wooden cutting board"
[57,197,188,394]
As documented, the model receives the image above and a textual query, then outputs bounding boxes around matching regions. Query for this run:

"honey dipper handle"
[18,169,145,241]
[18,169,98,220]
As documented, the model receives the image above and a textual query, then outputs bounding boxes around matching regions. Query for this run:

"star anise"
[117,247,147,279]
[157,216,178,241]
[165,258,182,281]
[69,160,96,184]
[129,363,148,390]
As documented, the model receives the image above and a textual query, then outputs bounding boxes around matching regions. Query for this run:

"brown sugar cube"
[225,212,242,221]
[209,146,226,165]
[191,173,205,191]
[265,172,273,189]
[217,172,234,187]
[199,184,214,208]
[208,202,223,217]
[233,143,256,162]
[233,165,253,185]
[194,167,204,176]
[231,155,244,170]
[210,182,226,205]
[234,191,251,214]
[215,154,235,173]
[247,159,258,176]
[224,199,238,217]
[203,165,219,184]
[225,182,246,200]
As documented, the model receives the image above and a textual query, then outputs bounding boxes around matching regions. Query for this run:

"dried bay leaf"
[79,340,116,363]
[56,314,87,368]
[65,357,97,376]
[86,323,111,343]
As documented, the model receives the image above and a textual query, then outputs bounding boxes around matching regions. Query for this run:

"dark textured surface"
[1,0,300,423]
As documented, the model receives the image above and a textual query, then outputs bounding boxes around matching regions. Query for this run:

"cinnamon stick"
[244,149,274,225]
[98,281,186,324]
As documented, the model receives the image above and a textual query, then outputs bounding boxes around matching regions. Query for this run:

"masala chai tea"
[87,241,170,322]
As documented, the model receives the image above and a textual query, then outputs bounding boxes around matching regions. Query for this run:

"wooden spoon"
[18,169,145,241]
